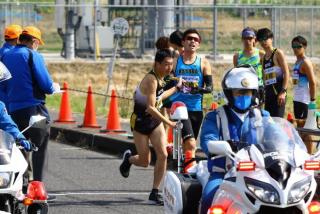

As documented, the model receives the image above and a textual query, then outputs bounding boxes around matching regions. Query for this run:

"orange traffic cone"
[184,150,195,173]
[55,82,75,123]
[100,89,126,133]
[211,102,218,110]
[79,85,101,128]
[167,127,173,144]
[287,112,294,124]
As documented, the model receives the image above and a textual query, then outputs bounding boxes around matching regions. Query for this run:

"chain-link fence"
[0,2,320,58]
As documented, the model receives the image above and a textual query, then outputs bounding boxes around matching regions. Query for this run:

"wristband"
[311,98,316,102]
[280,88,287,94]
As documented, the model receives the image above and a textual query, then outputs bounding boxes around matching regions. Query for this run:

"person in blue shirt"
[199,65,270,214]
[0,24,22,108]
[1,26,57,182]
[169,28,213,172]
[0,24,22,58]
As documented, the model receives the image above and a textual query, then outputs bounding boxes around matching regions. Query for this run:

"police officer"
[1,26,57,182]
[199,65,270,214]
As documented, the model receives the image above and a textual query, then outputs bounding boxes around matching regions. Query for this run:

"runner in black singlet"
[119,49,183,205]
[257,28,289,117]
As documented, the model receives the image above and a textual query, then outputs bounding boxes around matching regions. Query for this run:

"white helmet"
[222,65,258,90]
[222,65,259,112]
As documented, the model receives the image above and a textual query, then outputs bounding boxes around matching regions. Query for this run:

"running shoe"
[148,191,164,206]
[119,150,132,178]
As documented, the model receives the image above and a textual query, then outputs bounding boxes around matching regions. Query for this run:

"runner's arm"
[302,59,316,101]
[145,76,176,127]
[233,53,238,67]
[275,49,289,92]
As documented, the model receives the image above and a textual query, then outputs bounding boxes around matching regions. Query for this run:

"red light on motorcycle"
[207,205,225,214]
[26,181,48,200]
[237,161,255,171]
[304,160,320,170]
[23,197,33,206]
[309,201,320,214]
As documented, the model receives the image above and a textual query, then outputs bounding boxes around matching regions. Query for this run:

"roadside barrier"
[100,89,126,133]
[55,82,76,123]
[79,85,101,128]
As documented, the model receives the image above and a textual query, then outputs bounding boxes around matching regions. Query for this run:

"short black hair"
[19,33,34,43]
[256,28,273,41]
[155,49,174,63]
[292,35,307,47]
[183,28,201,42]
[155,36,170,50]
[169,30,183,47]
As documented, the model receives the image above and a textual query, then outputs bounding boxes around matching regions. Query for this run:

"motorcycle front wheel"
[27,204,48,214]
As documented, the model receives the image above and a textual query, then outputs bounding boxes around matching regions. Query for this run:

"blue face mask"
[234,95,252,110]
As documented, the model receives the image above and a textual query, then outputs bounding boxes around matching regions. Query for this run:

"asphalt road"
[45,140,164,214]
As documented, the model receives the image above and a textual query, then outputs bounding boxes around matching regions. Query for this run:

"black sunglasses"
[292,44,303,49]
[257,37,270,42]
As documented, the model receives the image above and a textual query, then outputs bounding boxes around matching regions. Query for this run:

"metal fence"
[1,2,320,58]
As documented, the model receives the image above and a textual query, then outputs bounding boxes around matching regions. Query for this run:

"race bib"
[292,71,299,86]
[264,67,277,85]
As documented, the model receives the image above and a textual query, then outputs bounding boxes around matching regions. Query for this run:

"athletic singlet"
[292,58,310,104]
[263,48,283,91]
[133,70,164,115]
[237,48,263,86]
[171,55,203,111]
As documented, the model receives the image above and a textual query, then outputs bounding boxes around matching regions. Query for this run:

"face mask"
[234,95,252,110]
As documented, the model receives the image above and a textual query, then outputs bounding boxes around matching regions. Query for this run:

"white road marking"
[49,191,150,196]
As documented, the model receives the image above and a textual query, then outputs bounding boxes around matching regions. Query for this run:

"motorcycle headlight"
[288,177,311,204]
[245,177,280,204]
[0,172,11,188]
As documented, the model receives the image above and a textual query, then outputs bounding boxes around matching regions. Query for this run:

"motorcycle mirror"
[29,115,46,128]
[207,141,233,156]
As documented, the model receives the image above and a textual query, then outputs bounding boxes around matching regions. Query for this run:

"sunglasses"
[243,37,255,40]
[292,44,303,49]
[186,36,200,43]
[257,37,269,42]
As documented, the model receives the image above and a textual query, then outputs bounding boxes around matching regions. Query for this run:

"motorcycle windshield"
[240,117,307,168]
[0,130,14,165]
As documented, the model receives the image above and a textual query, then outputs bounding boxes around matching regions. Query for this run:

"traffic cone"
[55,82,75,123]
[211,102,218,110]
[100,89,126,133]
[184,150,195,173]
[167,127,173,144]
[287,112,294,124]
[79,85,101,128]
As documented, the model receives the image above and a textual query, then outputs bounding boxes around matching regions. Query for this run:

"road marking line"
[49,192,150,196]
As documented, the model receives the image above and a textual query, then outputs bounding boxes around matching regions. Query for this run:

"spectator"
[1,26,58,183]
[167,28,213,172]
[257,28,289,117]
[291,35,316,153]
[169,30,184,56]
[119,49,182,205]
[0,24,22,108]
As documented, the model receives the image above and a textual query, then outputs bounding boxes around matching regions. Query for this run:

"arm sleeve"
[191,75,213,94]
[32,52,54,94]
[200,111,220,156]
[0,102,25,140]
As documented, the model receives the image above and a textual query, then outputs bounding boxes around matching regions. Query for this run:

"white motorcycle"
[0,115,49,214]
[164,114,320,213]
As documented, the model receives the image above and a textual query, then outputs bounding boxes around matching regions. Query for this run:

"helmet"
[170,101,188,120]
[222,64,259,112]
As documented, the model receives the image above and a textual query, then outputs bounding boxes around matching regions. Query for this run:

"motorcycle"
[0,115,49,214]
[164,115,320,214]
